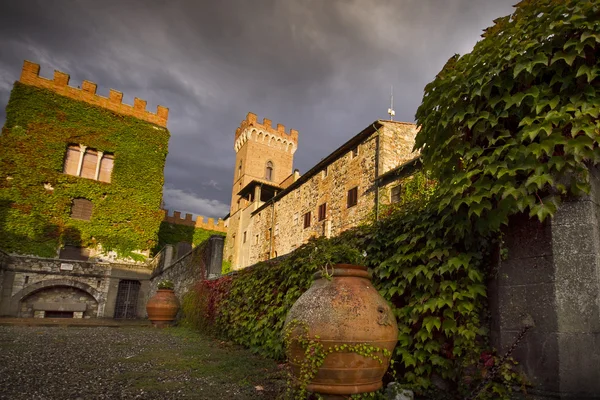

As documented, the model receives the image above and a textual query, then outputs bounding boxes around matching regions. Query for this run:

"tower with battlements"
[224,112,299,267]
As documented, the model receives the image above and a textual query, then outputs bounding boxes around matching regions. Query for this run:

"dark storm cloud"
[0,0,516,218]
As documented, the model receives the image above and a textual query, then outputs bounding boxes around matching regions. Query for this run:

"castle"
[224,112,419,270]
[0,61,171,319]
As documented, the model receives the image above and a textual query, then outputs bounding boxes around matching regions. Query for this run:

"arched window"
[265,161,273,181]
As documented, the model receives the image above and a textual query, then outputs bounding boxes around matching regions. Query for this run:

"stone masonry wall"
[239,121,418,268]
[0,255,151,318]
[489,167,600,398]
[149,236,224,304]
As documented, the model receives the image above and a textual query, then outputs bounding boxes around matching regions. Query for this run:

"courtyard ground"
[0,324,286,400]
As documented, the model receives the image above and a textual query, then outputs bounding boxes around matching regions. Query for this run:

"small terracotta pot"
[284,264,398,396]
[146,289,179,327]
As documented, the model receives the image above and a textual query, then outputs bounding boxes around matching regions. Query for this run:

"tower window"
[347,187,358,208]
[63,144,113,182]
[238,161,242,178]
[265,161,274,181]
[71,198,93,221]
[391,185,402,203]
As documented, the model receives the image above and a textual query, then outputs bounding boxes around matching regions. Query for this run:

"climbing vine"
[153,222,225,255]
[0,82,169,258]
[183,2,599,399]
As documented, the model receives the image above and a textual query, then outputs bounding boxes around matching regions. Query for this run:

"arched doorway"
[19,285,99,318]
[114,280,141,319]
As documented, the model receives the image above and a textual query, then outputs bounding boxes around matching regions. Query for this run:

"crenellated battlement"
[234,112,298,154]
[19,60,169,127]
[163,210,226,233]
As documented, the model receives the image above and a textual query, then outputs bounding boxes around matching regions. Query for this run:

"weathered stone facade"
[225,117,418,270]
[488,167,600,398]
[148,236,224,303]
[0,254,151,318]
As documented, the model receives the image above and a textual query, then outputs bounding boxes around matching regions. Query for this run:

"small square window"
[71,198,93,221]
[303,212,311,229]
[347,187,358,208]
[318,203,327,221]
[391,185,402,203]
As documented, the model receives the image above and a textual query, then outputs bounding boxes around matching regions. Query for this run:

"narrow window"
[322,167,328,178]
[24,276,29,284]
[255,234,259,245]
[347,187,358,208]
[63,145,80,176]
[243,231,247,243]
[293,213,299,226]
[98,154,114,183]
[303,212,311,229]
[391,185,402,204]
[238,161,242,178]
[318,203,327,221]
[265,161,274,181]
[350,146,359,159]
[275,223,279,236]
[71,198,93,221]
[267,228,272,240]
[80,149,98,179]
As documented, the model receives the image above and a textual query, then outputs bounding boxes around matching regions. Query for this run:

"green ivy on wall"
[180,1,600,398]
[0,82,169,258]
[153,222,225,255]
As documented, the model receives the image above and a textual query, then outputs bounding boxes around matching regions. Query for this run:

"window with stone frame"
[350,146,359,159]
[391,185,402,203]
[347,187,358,208]
[303,211,311,229]
[265,161,274,181]
[63,144,114,182]
[71,198,93,221]
[318,203,327,221]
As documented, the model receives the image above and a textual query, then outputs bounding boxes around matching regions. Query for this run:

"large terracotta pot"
[284,264,398,395]
[146,289,179,327]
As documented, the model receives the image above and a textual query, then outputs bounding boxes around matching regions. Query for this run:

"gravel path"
[0,326,285,400]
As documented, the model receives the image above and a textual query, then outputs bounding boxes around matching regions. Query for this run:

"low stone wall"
[0,254,152,319]
[149,236,224,303]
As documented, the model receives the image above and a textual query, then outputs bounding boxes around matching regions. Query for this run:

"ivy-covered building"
[0,60,170,319]
[0,60,170,261]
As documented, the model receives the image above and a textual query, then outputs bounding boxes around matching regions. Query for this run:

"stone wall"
[149,235,224,303]
[0,254,151,318]
[228,120,418,269]
[489,167,600,398]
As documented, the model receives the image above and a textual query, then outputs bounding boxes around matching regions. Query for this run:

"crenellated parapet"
[234,112,298,154]
[19,60,169,127]
[163,210,226,233]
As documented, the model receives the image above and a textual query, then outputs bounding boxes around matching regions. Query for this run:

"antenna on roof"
[387,85,395,121]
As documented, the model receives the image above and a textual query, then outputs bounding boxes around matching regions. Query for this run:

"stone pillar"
[253,185,261,211]
[489,167,600,399]
[207,235,225,279]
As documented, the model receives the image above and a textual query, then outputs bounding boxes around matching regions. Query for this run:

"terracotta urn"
[146,289,179,327]
[284,264,398,396]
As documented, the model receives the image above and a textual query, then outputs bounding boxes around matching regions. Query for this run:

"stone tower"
[225,112,298,268]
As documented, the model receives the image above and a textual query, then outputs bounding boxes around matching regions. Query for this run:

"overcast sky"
[0,0,515,219]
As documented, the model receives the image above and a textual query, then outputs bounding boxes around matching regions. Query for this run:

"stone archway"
[11,279,102,318]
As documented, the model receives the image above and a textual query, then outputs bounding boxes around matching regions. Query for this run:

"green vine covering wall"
[154,222,225,255]
[0,82,170,258]
[181,1,600,399]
